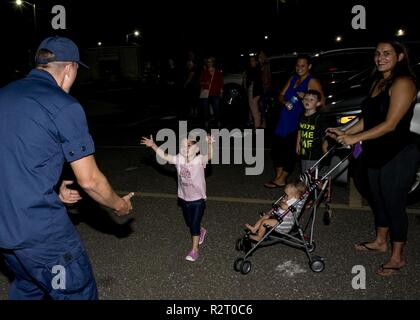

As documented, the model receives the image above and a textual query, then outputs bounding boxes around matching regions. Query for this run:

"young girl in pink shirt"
[141,134,214,262]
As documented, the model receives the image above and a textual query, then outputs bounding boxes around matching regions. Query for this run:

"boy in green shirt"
[296,90,329,175]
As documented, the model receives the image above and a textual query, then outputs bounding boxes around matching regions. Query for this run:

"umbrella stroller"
[234,145,353,275]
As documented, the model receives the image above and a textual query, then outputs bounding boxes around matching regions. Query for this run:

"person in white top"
[141,134,214,262]
[245,181,306,241]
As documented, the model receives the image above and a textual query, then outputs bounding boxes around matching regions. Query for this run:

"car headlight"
[339,115,357,124]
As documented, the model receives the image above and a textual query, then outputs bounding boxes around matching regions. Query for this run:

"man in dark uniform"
[0,36,134,299]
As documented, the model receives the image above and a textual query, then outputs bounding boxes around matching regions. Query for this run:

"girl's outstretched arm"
[140,135,176,164]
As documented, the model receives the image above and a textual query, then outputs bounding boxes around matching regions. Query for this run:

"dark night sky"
[0,0,419,69]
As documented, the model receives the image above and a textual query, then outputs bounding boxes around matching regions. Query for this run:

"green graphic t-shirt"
[298,111,327,160]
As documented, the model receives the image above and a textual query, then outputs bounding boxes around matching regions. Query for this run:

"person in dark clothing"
[244,56,263,129]
[0,36,134,299]
[162,58,182,116]
[327,40,420,276]
[258,50,272,129]
[183,59,200,119]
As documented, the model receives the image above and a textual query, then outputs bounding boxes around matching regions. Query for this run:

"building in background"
[79,45,143,83]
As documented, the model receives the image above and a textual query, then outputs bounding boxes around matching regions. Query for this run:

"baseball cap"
[35,36,89,68]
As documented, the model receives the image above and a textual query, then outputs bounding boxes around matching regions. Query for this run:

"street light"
[335,35,343,43]
[126,30,141,44]
[396,28,406,37]
[15,0,37,33]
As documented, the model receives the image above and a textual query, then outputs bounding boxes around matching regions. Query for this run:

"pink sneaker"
[199,227,207,245]
[185,250,199,262]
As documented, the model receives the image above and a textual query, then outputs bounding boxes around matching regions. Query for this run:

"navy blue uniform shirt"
[0,69,95,251]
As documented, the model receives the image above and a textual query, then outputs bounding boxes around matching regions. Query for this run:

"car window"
[221,56,247,74]
[311,51,373,76]
[269,56,297,74]
[269,56,299,90]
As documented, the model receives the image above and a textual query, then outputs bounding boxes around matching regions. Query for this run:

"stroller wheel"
[323,210,332,225]
[310,256,325,273]
[241,260,252,275]
[234,258,244,272]
[235,238,243,251]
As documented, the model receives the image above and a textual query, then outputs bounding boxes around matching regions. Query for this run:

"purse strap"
[208,71,215,93]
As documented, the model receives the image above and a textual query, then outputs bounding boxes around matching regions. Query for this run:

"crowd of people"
[160,53,224,129]
[159,49,276,131]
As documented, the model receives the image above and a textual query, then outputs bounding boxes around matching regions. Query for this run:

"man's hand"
[114,192,135,216]
[59,180,82,204]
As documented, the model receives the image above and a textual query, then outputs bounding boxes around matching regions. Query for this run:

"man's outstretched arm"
[70,155,133,216]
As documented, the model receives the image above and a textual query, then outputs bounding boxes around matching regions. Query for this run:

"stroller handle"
[319,146,353,181]
[308,142,337,172]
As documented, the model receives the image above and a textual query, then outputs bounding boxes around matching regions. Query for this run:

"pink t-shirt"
[175,154,207,201]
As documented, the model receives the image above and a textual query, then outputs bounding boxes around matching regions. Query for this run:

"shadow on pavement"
[68,199,134,239]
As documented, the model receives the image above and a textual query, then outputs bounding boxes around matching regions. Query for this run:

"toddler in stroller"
[234,143,354,274]
[245,181,306,241]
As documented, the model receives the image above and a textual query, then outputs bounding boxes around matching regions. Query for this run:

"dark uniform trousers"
[1,242,98,300]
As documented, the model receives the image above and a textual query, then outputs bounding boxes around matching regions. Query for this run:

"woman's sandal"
[355,242,387,252]
[377,263,404,276]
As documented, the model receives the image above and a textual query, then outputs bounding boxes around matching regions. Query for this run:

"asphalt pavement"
[1,85,420,301]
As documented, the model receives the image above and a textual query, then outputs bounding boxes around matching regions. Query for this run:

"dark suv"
[311,47,375,93]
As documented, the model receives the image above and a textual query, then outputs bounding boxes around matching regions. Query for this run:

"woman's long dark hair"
[373,40,417,87]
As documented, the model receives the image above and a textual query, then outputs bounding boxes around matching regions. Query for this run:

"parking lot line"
[116,190,420,214]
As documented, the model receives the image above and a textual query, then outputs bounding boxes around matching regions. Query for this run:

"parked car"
[311,47,375,93]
